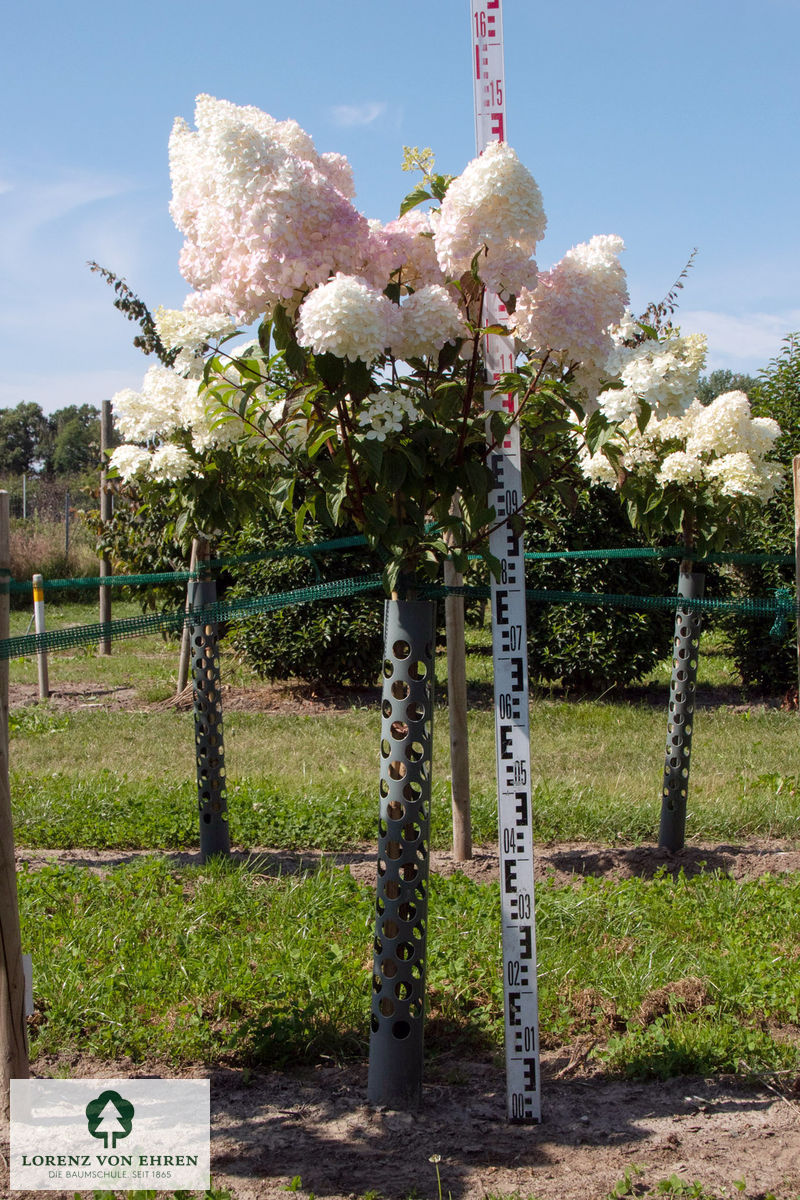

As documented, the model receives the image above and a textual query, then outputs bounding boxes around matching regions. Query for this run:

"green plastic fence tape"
[0,573,385,660]
[2,572,797,662]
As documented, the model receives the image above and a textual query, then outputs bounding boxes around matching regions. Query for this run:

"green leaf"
[357,436,384,477]
[429,174,453,202]
[399,185,432,216]
[314,353,344,390]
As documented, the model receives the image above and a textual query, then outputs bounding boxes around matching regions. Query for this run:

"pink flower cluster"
[513,235,628,399]
[170,96,372,322]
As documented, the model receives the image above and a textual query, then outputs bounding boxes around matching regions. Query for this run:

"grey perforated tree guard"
[659,569,704,852]
[368,598,435,1110]
[189,575,230,861]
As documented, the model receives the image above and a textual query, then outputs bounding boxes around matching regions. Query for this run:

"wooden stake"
[176,538,200,695]
[793,456,800,704]
[444,540,472,860]
[0,492,30,1117]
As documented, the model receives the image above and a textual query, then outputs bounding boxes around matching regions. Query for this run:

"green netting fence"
[1,570,797,662]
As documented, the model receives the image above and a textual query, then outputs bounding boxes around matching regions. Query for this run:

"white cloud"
[329,101,387,127]
[679,308,800,373]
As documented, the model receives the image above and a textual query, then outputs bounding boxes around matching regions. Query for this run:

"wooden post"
[99,399,112,655]
[793,456,800,705]
[0,492,31,1116]
[176,538,200,695]
[444,559,472,861]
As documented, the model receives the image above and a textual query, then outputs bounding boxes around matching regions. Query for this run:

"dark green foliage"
[523,486,674,689]
[224,517,384,687]
[722,334,800,693]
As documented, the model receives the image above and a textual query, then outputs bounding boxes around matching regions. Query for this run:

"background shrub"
[522,485,674,690]
[223,517,384,687]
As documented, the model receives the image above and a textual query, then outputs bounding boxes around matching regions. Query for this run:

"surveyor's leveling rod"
[470,0,541,1123]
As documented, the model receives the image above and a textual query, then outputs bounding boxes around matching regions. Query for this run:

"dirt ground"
[6,681,800,1198]
[2,1054,799,1200]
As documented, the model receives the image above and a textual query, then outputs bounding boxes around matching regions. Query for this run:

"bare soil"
[1,1056,799,1200]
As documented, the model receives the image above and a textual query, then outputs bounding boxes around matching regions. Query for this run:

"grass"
[6,599,800,1101]
[19,857,800,1080]
[9,699,800,848]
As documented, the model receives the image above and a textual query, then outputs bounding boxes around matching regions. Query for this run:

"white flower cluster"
[112,365,195,443]
[434,141,546,297]
[357,390,420,441]
[597,333,707,422]
[513,235,629,401]
[581,389,784,506]
[154,305,237,375]
[390,285,467,361]
[296,273,394,362]
[296,275,466,364]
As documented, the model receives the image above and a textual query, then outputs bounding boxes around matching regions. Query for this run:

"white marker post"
[470,0,541,1122]
[32,574,49,701]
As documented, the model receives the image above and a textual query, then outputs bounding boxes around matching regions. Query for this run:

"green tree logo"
[85,1089,135,1149]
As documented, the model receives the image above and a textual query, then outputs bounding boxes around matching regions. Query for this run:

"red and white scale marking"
[470,0,541,1122]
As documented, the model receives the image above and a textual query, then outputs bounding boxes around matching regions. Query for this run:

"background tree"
[0,402,51,474]
[722,333,800,693]
[696,368,757,405]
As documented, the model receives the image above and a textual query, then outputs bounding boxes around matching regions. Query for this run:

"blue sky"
[2,0,799,413]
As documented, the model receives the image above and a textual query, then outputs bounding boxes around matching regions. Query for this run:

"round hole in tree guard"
[397,942,415,961]
[383,919,399,939]
[403,780,422,802]
[377,859,387,877]
[402,823,421,843]
[391,721,409,740]
[412,922,425,941]
[389,760,407,780]
[409,660,427,680]
[391,680,410,700]
[380,780,389,798]
[379,819,388,838]
[383,660,394,678]
[393,639,411,659]
[374,937,383,955]
[392,1020,411,1040]
[408,1000,422,1019]
[395,980,411,1000]
[406,741,424,763]
[398,901,417,921]
[401,862,418,881]
[385,880,400,900]
[387,800,404,820]
[386,840,402,860]
[373,974,382,993]
[406,702,424,722]
[382,700,392,718]
[381,959,398,978]
[376,897,385,916]
[371,1014,379,1033]
[381,739,391,758]
[411,962,423,980]
[379,998,395,1017]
